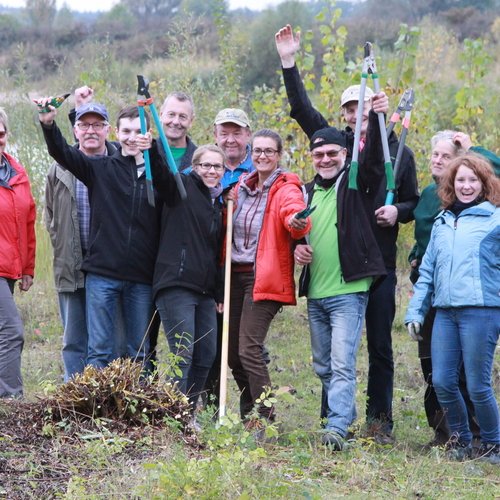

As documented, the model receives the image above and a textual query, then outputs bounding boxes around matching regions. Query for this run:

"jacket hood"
[440,201,497,221]
[242,168,303,193]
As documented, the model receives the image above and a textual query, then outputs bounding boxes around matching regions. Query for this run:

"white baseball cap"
[340,85,374,107]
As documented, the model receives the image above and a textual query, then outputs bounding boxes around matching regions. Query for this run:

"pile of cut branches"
[43,358,191,429]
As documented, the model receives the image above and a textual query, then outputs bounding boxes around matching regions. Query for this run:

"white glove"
[407,322,422,341]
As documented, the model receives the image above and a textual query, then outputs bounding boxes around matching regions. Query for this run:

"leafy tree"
[442,7,493,40]
[118,0,182,20]
[26,0,56,28]
[0,14,22,48]
[244,0,313,90]
[54,4,75,30]
[180,0,228,18]
[95,4,136,36]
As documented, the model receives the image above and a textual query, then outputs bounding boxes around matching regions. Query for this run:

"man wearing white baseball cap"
[276,24,419,445]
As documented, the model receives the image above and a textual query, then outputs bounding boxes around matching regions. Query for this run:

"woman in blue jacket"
[408,131,500,446]
[405,154,500,463]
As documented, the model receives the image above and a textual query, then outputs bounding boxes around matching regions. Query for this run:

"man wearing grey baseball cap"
[213,108,254,188]
[202,107,257,409]
[276,24,419,445]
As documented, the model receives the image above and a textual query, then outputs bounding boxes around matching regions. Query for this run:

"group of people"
[0,23,498,463]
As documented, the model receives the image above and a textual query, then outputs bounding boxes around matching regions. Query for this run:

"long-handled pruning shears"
[385,88,414,205]
[136,75,187,204]
[348,43,395,202]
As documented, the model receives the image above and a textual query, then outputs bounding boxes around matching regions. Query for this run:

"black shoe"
[475,443,500,465]
[365,421,395,445]
[424,429,450,449]
[446,435,472,461]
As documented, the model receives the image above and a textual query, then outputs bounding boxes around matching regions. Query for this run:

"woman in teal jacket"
[405,154,500,463]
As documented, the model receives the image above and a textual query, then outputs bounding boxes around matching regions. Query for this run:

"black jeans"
[365,269,396,429]
[156,287,217,407]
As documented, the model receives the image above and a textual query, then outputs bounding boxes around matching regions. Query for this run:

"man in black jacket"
[294,110,386,450]
[147,91,198,366]
[44,87,123,381]
[38,101,163,370]
[276,24,419,442]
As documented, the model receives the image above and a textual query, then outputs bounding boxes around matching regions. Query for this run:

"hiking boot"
[321,431,346,451]
[446,435,472,461]
[475,443,500,465]
[365,421,395,445]
[424,429,450,449]
[244,417,271,443]
[187,416,202,434]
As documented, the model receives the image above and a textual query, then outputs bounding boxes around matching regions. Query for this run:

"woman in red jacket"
[228,128,311,423]
[0,108,36,398]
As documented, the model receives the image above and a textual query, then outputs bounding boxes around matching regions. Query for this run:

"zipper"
[127,167,138,249]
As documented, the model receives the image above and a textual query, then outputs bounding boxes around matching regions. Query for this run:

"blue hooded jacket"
[405,201,500,324]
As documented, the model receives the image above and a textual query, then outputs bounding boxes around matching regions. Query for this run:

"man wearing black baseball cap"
[294,109,387,451]
[276,23,419,444]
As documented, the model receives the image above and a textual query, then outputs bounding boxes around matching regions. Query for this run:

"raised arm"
[150,141,184,205]
[36,99,96,186]
[276,24,329,139]
[356,96,387,190]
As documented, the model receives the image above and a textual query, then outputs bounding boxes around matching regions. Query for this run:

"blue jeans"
[308,292,369,437]
[58,289,128,381]
[86,273,153,369]
[156,287,217,406]
[58,289,87,382]
[365,269,396,428]
[432,307,500,445]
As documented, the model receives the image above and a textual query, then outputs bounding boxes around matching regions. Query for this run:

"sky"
[0,0,306,13]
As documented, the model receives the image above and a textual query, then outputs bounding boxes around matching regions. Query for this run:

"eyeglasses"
[0,131,6,139]
[195,162,225,172]
[76,122,108,131]
[311,149,345,160]
[252,148,278,157]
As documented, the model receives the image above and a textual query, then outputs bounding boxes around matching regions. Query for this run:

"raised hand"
[74,86,94,108]
[275,24,301,69]
[452,132,472,151]
[371,91,389,115]
[34,97,58,125]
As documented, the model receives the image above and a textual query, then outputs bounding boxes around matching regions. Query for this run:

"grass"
[5,252,499,498]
